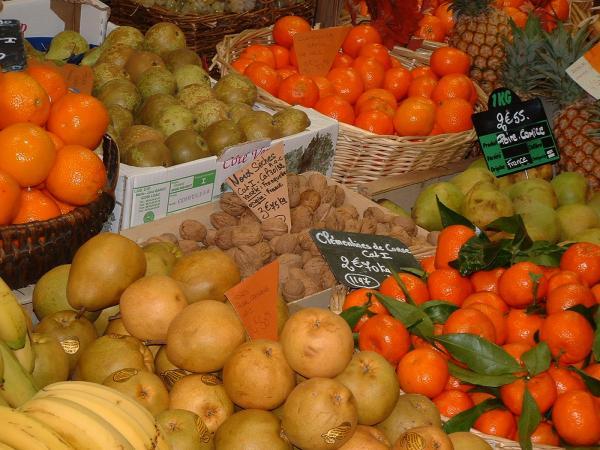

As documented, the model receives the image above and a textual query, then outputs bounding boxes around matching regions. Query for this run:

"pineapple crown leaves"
[449,0,496,18]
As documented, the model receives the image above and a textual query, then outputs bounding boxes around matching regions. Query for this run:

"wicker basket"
[109,0,316,61]
[212,27,487,189]
[0,135,119,290]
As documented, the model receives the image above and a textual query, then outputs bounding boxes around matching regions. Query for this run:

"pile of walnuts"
[168,172,428,302]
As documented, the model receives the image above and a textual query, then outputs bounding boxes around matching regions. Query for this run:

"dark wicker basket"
[109,0,316,62]
[0,135,119,290]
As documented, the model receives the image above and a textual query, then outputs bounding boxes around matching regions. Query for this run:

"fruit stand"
[0,0,599,449]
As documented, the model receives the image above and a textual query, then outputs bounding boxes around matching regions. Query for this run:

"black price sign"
[309,229,420,289]
[472,88,560,177]
[0,20,26,72]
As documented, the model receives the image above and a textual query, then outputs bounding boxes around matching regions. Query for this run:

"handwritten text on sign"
[225,260,279,341]
[310,229,420,289]
[293,26,351,77]
[227,142,291,228]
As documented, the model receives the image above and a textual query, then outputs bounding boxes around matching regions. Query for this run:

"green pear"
[45,31,89,61]
[144,22,187,55]
[377,199,410,217]
[31,332,70,388]
[587,192,600,218]
[573,228,600,245]
[516,203,561,243]
[104,26,145,50]
[462,183,514,229]
[412,182,464,231]
[508,178,558,210]
[450,167,495,195]
[556,204,600,241]
[80,46,103,66]
[173,64,210,91]
[157,409,214,450]
[551,172,589,206]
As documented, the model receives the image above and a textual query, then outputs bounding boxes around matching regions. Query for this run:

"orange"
[421,255,436,274]
[342,24,382,58]
[497,261,548,308]
[443,307,496,342]
[411,329,450,360]
[332,52,354,69]
[431,73,476,104]
[276,67,297,80]
[45,144,107,206]
[314,95,355,125]
[277,74,319,108]
[505,308,544,346]
[393,97,437,136]
[358,42,392,69]
[593,283,600,303]
[26,62,68,104]
[354,97,395,118]
[272,15,311,49]
[411,66,438,80]
[231,57,254,74]
[244,61,281,96]
[289,45,298,67]
[396,347,449,398]
[469,391,495,405]
[546,283,595,314]
[43,189,76,215]
[383,67,412,100]
[354,110,394,135]
[0,170,22,225]
[239,44,276,68]
[343,287,388,315]
[378,272,430,305]
[500,371,557,415]
[502,342,531,375]
[434,2,454,33]
[552,390,600,446]
[540,310,594,364]
[0,71,50,129]
[462,291,509,314]
[12,188,61,223]
[352,56,386,90]
[433,389,474,418]
[355,88,397,110]
[465,303,507,345]
[47,93,109,149]
[415,15,446,42]
[548,365,586,396]
[470,267,505,293]
[504,6,527,28]
[407,75,438,99]
[528,421,560,446]
[427,268,473,306]
[546,0,569,21]
[269,44,290,69]
[430,47,471,77]
[435,98,474,133]
[473,408,517,439]
[445,374,473,393]
[326,67,364,104]
[547,270,582,292]
[46,131,64,151]
[310,75,334,99]
[585,363,600,379]
[560,242,600,286]
[0,123,56,188]
[358,314,411,364]
[435,224,476,269]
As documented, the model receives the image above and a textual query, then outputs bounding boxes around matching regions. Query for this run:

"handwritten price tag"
[58,64,93,95]
[225,260,279,341]
[227,142,291,229]
[293,26,351,76]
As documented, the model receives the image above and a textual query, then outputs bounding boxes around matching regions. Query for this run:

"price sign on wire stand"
[472,88,560,177]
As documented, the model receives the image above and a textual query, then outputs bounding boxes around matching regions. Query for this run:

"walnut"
[261,217,288,240]
[215,227,234,249]
[360,217,378,234]
[179,220,207,241]
[282,278,305,302]
[298,174,309,193]
[321,269,337,290]
[303,257,328,278]
[376,222,391,236]
[389,226,415,246]
[344,218,361,233]
[427,231,440,245]
[308,173,327,193]
[204,229,217,246]
[298,230,321,256]
[271,234,299,255]
[252,241,272,264]
[288,267,320,296]
[321,185,345,207]
[290,206,313,233]
[391,215,417,236]
[301,250,313,265]
[232,245,261,278]
[231,224,262,247]
[325,212,343,231]
[159,233,178,244]
[287,174,301,208]
[178,239,201,254]
[210,211,238,229]
[313,202,333,224]
[299,189,321,212]
[336,205,359,219]
[219,192,246,216]
[278,253,303,283]
[239,209,260,226]
[363,206,387,223]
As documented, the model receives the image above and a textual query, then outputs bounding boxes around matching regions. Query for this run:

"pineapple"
[449,0,512,94]
[537,22,600,190]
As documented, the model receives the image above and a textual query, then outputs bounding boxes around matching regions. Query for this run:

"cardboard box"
[108,105,338,232]
[0,0,110,45]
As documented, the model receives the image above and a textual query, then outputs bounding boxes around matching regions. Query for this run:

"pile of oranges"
[344,228,600,446]
[416,0,570,41]
[230,16,477,136]
[0,62,109,226]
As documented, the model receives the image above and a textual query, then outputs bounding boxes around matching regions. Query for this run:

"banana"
[0,395,8,407]
[0,443,15,450]
[19,396,135,450]
[12,333,35,374]
[0,346,4,383]
[43,381,158,443]
[154,424,172,450]
[0,278,27,350]
[0,405,74,450]
[33,388,155,450]
[0,340,38,407]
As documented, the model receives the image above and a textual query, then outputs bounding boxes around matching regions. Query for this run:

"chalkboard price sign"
[472,88,560,177]
[309,229,421,289]
[0,20,26,72]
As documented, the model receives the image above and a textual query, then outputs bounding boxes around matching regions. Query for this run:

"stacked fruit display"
[87,23,310,167]
[0,61,108,225]
[228,16,480,136]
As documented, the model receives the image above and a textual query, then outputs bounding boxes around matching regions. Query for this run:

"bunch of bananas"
[0,278,170,450]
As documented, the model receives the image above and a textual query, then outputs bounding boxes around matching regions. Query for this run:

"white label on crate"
[566,42,600,100]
